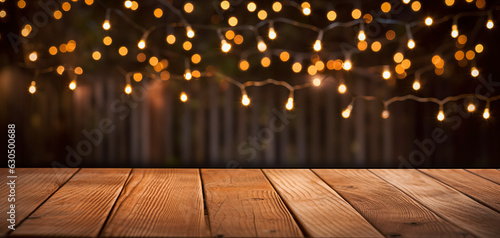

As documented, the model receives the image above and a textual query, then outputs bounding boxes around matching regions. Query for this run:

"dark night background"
[1,0,500,168]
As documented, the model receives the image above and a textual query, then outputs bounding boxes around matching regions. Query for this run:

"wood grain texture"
[313,169,471,237]
[101,169,208,237]
[263,169,383,237]
[467,169,500,185]
[202,169,303,237]
[420,169,500,212]
[12,168,130,237]
[0,168,77,236]
[371,169,500,238]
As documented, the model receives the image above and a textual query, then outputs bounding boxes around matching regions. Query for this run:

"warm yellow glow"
[74,67,83,75]
[358,30,366,41]
[92,51,101,60]
[382,70,391,79]
[371,41,381,52]
[327,10,337,21]
[29,83,36,94]
[183,41,192,51]
[53,10,62,19]
[381,2,391,12]
[451,24,458,38]
[312,78,321,86]
[342,108,351,118]
[457,35,467,45]
[487,20,494,29]
[445,0,455,6]
[124,0,132,8]
[286,97,294,110]
[221,40,231,52]
[149,56,158,66]
[228,16,238,26]
[0,10,5,18]
[467,103,476,112]
[393,52,404,63]
[268,27,277,40]
[57,66,65,75]
[133,73,142,82]
[313,40,322,51]
[357,40,368,51]
[315,60,325,71]
[247,2,256,12]
[386,30,395,40]
[261,57,271,67]
[102,20,110,30]
[119,46,128,56]
[18,0,26,9]
[343,60,352,70]
[125,84,132,94]
[483,108,490,119]
[85,0,94,5]
[154,8,163,18]
[382,110,390,119]
[29,51,37,61]
[184,2,194,13]
[292,62,302,73]
[272,2,282,12]
[411,1,421,11]
[191,54,201,64]
[130,1,138,11]
[257,40,267,52]
[234,35,244,44]
[475,44,484,53]
[302,7,311,16]
[192,70,200,78]
[166,34,176,44]
[66,40,76,52]
[413,80,420,90]
[220,0,230,10]
[186,26,195,38]
[258,10,267,20]
[103,36,112,46]
[351,9,361,19]
[69,80,76,90]
[138,40,146,49]
[61,2,71,11]
[225,30,235,40]
[280,51,290,62]
[338,84,347,94]
[466,50,475,60]
[160,71,170,80]
[49,46,58,55]
[307,65,317,75]
[437,110,445,121]
[403,0,411,4]
[242,94,250,106]
[408,39,415,49]
[180,92,188,102]
[425,17,433,26]
[239,60,249,71]
[402,59,411,69]
[184,69,192,80]
[455,50,464,61]
[471,67,479,77]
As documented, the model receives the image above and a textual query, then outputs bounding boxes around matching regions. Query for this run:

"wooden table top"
[1,168,499,237]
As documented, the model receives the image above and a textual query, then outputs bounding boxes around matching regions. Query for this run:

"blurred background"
[1,0,500,168]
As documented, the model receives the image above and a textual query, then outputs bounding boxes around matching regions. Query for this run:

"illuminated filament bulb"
[483,107,490,119]
[312,78,321,86]
[268,27,276,40]
[186,26,195,38]
[451,24,458,38]
[125,84,132,94]
[425,17,433,26]
[221,39,231,52]
[257,38,267,52]
[338,83,347,94]
[102,20,110,30]
[313,40,322,51]
[358,30,366,41]
[138,39,146,49]
[285,97,294,110]
[184,69,192,80]
[180,92,188,102]
[342,105,353,118]
[69,80,76,90]
[437,109,445,121]
[382,67,391,79]
[467,102,476,112]
[302,2,311,16]
[343,60,352,70]
[408,39,415,49]
[471,67,479,77]
[28,81,36,94]
[381,109,390,119]
[242,93,250,106]
[413,80,421,91]
[486,20,494,29]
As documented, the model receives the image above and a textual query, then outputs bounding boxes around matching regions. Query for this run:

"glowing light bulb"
[28,81,36,94]
[471,67,479,77]
[286,97,294,110]
[467,103,476,112]
[242,94,250,106]
[437,110,445,121]
[138,39,146,49]
[69,80,76,90]
[180,92,188,102]
[358,30,366,41]
[312,78,321,86]
[124,0,132,8]
[184,69,192,80]
[125,84,132,94]
[102,20,110,30]
[483,108,490,119]
[408,39,415,49]
[343,60,352,70]
[257,39,267,52]
[186,26,195,38]
[221,40,231,52]
[338,84,347,94]
[268,27,276,40]
[413,80,421,90]
[342,106,352,118]
[487,20,494,29]
[313,40,322,51]
[382,109,390,119]
[451,24,458,38]
[382,70,391,79]
[425,17,433,26]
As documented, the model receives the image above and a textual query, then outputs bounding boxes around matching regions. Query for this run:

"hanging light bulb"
[268,26,276,40]
[125,84,132,94]
[483,108,490,119]
[301,2,311,15]
[285,97,294,110]
[425,17,433,26]
[343,60,352,70]
[338,83,347,94]
[381,109,390,119]
[257,38,267,52]
[471,67,479,77]
[408,39,415,49]
[242,93,250,106]
[69,80,76,90]
[28,81,36,94]
[138,39,146,49]
[437,109,445,121]
[221,39,231,52]
[451,24,458,38]
[358,30,366,41]
[102,20,110,30]
[313,40,322,51]
[486,20,494,29]
[184,69,192,80]
[342,104,353,118]
[382,66,391,79]
[186,25,195,38]
[312,78,321,86]
[467,102,476,112]
[180,92,188,102]
[413,80,421,90]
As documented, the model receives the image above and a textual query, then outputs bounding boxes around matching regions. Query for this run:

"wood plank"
[12,168,130,237]
[0,168,78,236]
[420,169,500,212]
[101,169,208,237]
[263,169,383,237]
[313,169,470,237]
[202,169,303,237]
[467,169,500,185]
[371,169,500,238]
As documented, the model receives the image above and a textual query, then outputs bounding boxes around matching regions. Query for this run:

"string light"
[239,59,249,71]
[467,102,476,112]
[247,2,256,12]
[451,24,459,38]
[257,37,267,52]
[483,107,490,119]
[343,60,352,71]
[313,40,322,51]
[186,26,195,38]
[242,93,250,106]
[471,67,479,77]
[28,81,36,94]
[358,30,366,41]
[285,97,294,110]
[301,2,311,16]
[221,39,231,52]
[437,107,445,121]
[413,80,421,91]
[382,109,390,119]
[408,39,415,49]
[102,20,110,30]
[268,22,277,40]
[338,83,347,94]
[69,80,76,90]
[425,17,433,26]
[180,92,188,102]
[138,39,146,49]
[312,78,321,86]
[342,104,353,118]
[124,84,132,94]
[184,69,192,80]
[382,66,391,79]
[29,51,37,61]
[486,20,494,29]
[124,0,132,8]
